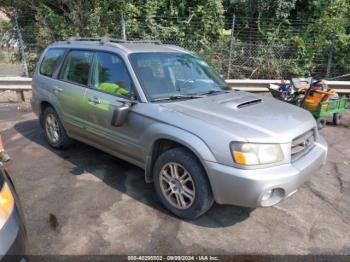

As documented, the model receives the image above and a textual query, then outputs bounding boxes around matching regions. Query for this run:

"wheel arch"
[39,100,54,127]
[39,100,65,130]
[143,127,217,184]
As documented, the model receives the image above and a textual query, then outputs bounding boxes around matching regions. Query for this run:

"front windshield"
[129,52,229,101]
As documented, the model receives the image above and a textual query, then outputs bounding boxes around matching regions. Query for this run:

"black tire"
[316,117,327,129]
[153,147,214,220]
[43,107,72,149]
[333,113,342,126]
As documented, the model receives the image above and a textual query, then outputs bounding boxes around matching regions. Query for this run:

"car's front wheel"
[43,107,72,149]
[153,147,214,220]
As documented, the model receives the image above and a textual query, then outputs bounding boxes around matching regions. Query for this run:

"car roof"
[119,43,185,53]
[48,37,190,55]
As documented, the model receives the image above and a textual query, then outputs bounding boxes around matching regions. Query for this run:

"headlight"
[230,142,284,166]
[0,183,14,230]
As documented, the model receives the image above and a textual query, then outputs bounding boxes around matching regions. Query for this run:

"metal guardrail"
[225,79,350,94]
[0,77,32,102]
[0,77,350,102]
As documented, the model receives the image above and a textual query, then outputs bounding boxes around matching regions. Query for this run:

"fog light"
[261,189,273,202]
[260,188,285,207]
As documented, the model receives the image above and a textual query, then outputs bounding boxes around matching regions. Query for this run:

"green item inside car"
[98,82,130,96]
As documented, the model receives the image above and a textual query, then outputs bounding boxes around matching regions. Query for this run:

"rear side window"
[59,50,94,86]
[40,49,65,77]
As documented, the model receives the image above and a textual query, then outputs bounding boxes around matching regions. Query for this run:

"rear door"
[33,48,66,115]
[55,50,94,135]
[83,51,145,165]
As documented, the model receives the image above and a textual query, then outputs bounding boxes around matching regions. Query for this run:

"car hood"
[159,91,316,143]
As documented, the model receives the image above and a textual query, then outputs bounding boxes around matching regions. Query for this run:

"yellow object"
[233,151,247,165]
[303,88,336,112]
[303,93,325,111]
[98,83,130,96]
[0,183,14,228]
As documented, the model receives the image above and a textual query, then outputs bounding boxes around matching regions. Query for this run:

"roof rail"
[117,39,163,45]
[66,36,162,45]
[163,44,191,53]
[66,37,102,44]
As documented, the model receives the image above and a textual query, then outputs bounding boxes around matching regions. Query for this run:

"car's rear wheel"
[43,107,71,149]
[153,147,213,220]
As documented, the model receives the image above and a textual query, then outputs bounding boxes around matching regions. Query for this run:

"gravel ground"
[0,91,349,255]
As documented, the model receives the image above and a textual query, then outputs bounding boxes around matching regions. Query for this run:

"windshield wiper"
[151,94,201,102]
[195,89,231,96]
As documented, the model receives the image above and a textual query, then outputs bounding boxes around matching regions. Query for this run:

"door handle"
[88,96,101,104]
[53,86,63,93]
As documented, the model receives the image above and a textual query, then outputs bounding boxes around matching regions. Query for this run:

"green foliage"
[290,0,350,77]
[1,0,349,78]
[224,0,297,19]
[3,0,226,75]
[225,0,350,78]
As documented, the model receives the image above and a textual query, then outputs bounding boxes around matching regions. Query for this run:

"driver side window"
[91,52,133,97]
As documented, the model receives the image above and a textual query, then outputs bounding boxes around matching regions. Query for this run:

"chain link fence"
[0,13,349,80]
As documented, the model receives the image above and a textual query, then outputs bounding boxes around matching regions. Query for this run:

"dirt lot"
[0,91,350,255]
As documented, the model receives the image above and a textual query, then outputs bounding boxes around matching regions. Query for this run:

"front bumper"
[205,135,328,207]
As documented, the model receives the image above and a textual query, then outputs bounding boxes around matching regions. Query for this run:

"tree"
[1,0,349,78]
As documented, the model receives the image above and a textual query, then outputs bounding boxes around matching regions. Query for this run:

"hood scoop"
[217,95,263,110]
[235,98,263,109]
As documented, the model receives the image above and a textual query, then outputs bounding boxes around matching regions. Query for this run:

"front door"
[83,51,145,166]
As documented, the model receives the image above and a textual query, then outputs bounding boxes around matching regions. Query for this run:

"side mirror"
[112,103,131,127]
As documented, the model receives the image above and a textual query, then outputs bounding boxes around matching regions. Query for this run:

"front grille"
[291,129,316,160]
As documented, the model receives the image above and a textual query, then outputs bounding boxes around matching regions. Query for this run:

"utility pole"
[120,12,126,41]
[227,14,236,79]
[13,11,29,77]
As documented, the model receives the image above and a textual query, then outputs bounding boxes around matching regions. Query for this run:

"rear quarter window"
[40,48,65,77]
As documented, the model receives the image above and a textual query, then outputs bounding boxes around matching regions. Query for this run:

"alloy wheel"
[159,162,196,210]
[45,113,60,144]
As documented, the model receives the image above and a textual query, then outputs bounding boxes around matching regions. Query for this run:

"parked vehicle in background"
[0,144,26,259]
[31,37,328,219]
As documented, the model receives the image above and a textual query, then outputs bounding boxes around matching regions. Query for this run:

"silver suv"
[31,37,328,219]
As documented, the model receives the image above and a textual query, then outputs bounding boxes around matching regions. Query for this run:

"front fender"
[142,122,217,182]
